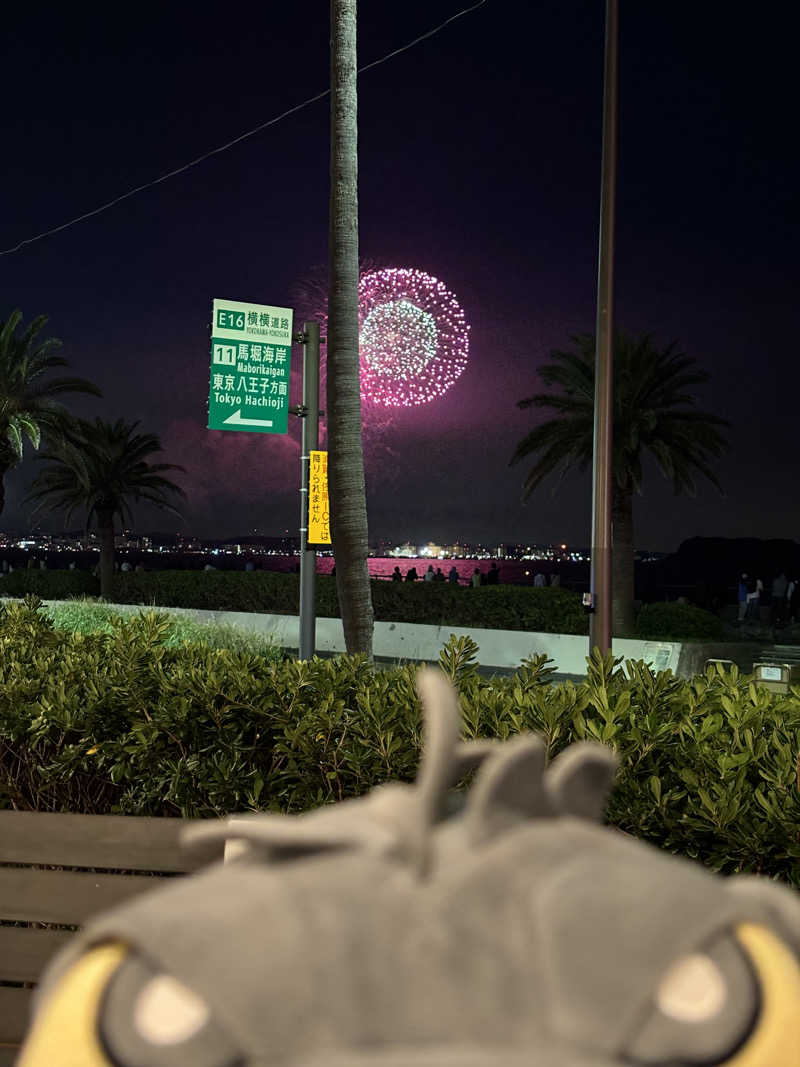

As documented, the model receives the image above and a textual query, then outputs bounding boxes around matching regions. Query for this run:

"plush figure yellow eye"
[724,923,800,1066]
[16,942,243,1067]
[17,942,128,1067]
[626,923,800,1066]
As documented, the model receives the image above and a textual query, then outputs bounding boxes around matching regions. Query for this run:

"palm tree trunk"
[97,509,115,600]
[327,0,374,658]
[611,480,635,635]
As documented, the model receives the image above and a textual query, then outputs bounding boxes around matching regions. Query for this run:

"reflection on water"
[317,557,564,587]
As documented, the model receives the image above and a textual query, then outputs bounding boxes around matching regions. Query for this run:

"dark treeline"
[639,538,800,612]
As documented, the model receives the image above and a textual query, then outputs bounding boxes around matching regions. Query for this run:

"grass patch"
[43,597,281,660]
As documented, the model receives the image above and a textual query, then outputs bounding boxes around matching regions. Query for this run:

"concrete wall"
[41,600,684,677]
[676,641,765,678]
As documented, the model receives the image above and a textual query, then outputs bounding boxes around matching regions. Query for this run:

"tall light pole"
[589,0,619,655]
[297,322,321,661]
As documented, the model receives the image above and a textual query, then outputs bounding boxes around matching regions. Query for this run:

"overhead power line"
[1,0,487,257]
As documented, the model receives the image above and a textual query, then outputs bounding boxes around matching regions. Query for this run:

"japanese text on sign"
[208,298,294,434]
[308,450,331,545]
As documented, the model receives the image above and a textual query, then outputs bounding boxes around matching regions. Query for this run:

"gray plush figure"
[17,669,800,1067]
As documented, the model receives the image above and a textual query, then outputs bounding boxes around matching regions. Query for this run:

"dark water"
[317,556,572,588]
[204,553,582,589]
[3,548,728,604]
[1,549,583,589]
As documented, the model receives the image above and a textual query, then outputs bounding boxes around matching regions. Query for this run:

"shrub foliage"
[1,569,590,635]
[636,600,725,641]
[1,598,800,884]
[2,568,98,599]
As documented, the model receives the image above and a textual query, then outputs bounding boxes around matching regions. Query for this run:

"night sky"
[2,2,797,552]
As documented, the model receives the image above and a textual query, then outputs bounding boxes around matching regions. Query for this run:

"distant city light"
[0,527,617,567]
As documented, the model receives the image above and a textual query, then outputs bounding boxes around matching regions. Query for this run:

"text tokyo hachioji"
[208,298,294,434]
[211,340,289,408]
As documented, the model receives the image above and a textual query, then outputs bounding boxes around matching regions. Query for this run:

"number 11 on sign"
[207,297,294,434]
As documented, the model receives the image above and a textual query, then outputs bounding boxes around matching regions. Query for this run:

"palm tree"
[27,418,185,598]
[327,0,374,658]
[0,309,102,516]
[510,332,729,634]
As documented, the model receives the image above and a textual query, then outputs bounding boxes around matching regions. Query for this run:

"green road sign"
[208,298,294,434]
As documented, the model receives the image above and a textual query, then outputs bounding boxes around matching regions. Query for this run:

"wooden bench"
[0,810,223,1064]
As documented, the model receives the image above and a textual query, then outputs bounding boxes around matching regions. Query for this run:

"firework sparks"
[358,268,470,407]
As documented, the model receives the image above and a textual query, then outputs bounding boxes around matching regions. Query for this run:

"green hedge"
[636,601,725,641]
[371,582,588,634]
[1,568,99,599]
[2,597,800,884]
[2,569,589,635]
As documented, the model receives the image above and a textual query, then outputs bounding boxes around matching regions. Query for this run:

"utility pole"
[589,0,618,655]
[296,322,321,660]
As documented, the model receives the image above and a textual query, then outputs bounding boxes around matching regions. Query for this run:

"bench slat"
[0,811,221,872]
[0,987,32,1046]
[0,928,75,984]
[0,867,167,925]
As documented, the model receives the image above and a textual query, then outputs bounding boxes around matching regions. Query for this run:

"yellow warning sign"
[308,450,331,545]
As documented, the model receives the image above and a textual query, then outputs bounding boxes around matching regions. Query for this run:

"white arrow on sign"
[223,410,274,428]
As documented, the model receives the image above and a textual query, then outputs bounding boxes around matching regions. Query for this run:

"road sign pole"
[298,322,321,660]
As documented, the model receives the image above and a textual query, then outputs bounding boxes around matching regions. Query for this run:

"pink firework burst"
[358,268,470,407]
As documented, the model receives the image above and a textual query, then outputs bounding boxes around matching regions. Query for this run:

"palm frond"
[511,329,729,504]
[26,416,184,530]
[0,311,101,471]
[25,376,103,401]
[5,419,23,459]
